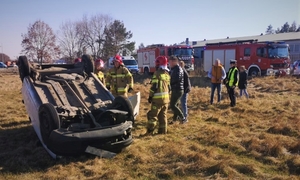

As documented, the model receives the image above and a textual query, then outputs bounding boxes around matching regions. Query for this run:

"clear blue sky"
[0,0,299,59]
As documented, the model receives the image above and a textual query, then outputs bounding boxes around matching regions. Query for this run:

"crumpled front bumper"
[47,121,133,156]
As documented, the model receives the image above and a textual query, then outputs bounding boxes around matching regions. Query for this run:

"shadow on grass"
[0,120,31,128]
[0,120,100,174]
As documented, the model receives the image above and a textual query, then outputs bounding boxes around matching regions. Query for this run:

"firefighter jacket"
[95,70,105,85]
[209,65,226,84]
[106,65,134,95]
[170,65,184,90]
[227,67,239,87]
[149,68,171,104]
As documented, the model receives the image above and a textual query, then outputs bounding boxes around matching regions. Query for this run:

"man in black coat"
[169,56,185,124]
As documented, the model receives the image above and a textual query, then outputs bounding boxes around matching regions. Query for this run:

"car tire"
[18,56,31,82]
[81,54,94,74]
[110,96,134,124]
[38,103,59,146]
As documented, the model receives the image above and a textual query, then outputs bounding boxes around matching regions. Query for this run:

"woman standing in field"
[238,65,249,99]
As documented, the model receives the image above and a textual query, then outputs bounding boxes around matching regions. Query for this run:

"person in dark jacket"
[225,60,239,107]
[179,61,191,123]
[238,65,249,99]
[169,56,185,124]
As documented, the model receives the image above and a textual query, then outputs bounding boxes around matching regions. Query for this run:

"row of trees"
[265,21,300,35]
[21,14,135,63]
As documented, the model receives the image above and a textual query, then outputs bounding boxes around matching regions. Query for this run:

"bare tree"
[58,20,79,60]
[76,14,112,59]
[21,20,60,63]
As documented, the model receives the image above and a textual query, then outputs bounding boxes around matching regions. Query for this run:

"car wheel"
[17,56,31,82]
[39,103,59,146]
[81,54,94,74]
[110,96,134,124]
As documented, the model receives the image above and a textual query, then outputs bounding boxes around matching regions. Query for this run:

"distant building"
[186,32,300,67]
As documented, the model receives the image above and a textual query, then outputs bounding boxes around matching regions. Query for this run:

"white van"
[107,56,139,74]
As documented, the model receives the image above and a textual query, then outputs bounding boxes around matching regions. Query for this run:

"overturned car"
[18,55,140,159]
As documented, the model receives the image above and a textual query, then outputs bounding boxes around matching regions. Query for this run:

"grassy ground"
[1,70,300,179]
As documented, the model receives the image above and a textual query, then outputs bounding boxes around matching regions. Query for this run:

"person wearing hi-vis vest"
[106,55,134,97]
[225,60,239,107]
[146,56,171,135]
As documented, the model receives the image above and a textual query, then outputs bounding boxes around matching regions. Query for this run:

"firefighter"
[94,58,105,85]
[106,55,134,97]
[146,56,171,135]
[225,60,239,107]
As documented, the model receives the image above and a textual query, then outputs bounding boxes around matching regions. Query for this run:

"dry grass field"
[1,69,300,179]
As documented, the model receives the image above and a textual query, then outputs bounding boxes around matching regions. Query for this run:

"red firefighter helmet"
[155,56,168,67]
[95,58,104,68]
[74,58,81,63]
[114,55,123,64]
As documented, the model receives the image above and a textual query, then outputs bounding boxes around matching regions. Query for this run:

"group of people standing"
[208,59,249,107]
[146,55,191,135]
[84,55,249,136]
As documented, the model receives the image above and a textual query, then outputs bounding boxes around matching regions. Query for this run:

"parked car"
[0,62,7,68]
[17,55,140,159]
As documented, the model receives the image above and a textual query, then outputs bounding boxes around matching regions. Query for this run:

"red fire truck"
[203,39,290,76]
[137,44,194,74]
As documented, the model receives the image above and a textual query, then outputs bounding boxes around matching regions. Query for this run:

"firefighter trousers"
[147,102,168,134]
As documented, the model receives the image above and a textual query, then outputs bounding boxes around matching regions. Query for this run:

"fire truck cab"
[203,39,290,76]
[137,44,194,74]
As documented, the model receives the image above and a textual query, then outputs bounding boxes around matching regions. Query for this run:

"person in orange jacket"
[207,59,226,105]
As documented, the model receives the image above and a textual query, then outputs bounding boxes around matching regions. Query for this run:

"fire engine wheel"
[18,56,31,82]
[39,103,59,146]
[144,67,150,75]
[249,68,259,77]
[81,54,95,75]
[110,96,134,124]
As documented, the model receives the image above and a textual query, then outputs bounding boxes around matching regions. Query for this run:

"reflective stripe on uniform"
[117,87,126,93]
[111,74,126,78]
[152,79,158,83]
[153,92,169,99]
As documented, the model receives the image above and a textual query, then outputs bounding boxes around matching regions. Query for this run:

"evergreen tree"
[265,24,274,34]
[289,21,297,32]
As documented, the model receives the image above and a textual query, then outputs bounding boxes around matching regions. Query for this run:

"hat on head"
[230,59,237,64]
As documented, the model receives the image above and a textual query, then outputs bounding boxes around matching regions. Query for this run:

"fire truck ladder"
[206,39,258,46]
